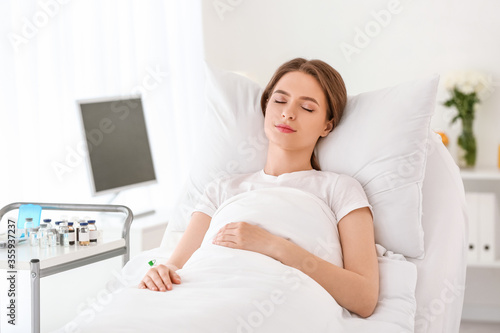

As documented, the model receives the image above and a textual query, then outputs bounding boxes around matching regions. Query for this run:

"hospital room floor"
[460,320,500,332]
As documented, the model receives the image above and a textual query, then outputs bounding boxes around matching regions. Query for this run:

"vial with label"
[60,222,70,247]
[44,219,56,245]
[38,224,48,249]
[88,220,97,244]
[47,228,56,247]
[68,222,75,246]
[79,222,90,246]
[60,216,68,232]
[77,218,86,242]
[73,217,81,242]
[24,218,34,239]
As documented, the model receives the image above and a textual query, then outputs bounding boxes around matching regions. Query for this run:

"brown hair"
[260,58,347,170]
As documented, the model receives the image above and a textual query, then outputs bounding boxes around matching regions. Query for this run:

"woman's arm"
[166,212,212,268]
[274,207,379,317]
[213,207,379,318]
[139,212,211,291]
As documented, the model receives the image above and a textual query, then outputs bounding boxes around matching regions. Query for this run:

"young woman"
[139,58,379,318]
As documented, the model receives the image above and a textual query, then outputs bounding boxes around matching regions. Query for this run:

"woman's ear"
[321,119,334,137]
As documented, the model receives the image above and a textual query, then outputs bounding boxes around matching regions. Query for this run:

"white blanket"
[56,187,417,332]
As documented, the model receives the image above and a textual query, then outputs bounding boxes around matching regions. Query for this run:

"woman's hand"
[212,222,281,258]
[138,264,181,292]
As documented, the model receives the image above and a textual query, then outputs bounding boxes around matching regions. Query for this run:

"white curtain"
[0,0,205,211]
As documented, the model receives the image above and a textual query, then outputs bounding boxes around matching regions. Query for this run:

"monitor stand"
[106,190,156,220]
[133,209,156,219]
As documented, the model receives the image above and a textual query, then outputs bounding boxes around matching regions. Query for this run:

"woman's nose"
[281,106,295,120]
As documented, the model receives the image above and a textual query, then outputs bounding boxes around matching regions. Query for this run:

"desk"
[0,202,132,333]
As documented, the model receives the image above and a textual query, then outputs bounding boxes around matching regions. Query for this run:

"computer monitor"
[77,96,157,197]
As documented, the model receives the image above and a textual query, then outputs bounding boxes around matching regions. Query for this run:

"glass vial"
[73,217,81,242]
[79,222,90,246]
[88,220,97,244]
[60,222,70,247]
[68,222,75,246]
[24,217,34,239]
[29,227,40,247]
[54,221,61,245]
[48,228,56,247]
[43,219,56,246]
[43,218,53,230]
[39,223,48,249]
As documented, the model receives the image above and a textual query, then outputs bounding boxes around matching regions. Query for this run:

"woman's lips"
[275,124,296,133]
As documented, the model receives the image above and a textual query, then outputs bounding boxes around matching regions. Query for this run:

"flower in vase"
[442,70,490,168]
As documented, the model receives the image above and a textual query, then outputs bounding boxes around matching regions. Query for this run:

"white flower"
[443,70,490,95]
[459,83,475,94]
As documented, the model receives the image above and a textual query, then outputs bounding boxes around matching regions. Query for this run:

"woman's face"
[264,71,333,152]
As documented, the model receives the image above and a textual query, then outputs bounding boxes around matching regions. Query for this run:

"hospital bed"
[63,66,467,332]
[139,127,466,333]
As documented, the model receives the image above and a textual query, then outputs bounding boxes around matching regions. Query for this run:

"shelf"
[467,261,500,268]
[461,168,500,180]
[0,237,125,271]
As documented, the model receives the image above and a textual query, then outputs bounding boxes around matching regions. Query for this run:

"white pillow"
[167,65,438,259]
[317,76,439,258]
[168,65,266,233]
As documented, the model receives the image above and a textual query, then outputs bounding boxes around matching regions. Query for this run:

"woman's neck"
[263,144,313,176]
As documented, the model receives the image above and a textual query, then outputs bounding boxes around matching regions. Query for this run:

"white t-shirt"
[194,169,372,225]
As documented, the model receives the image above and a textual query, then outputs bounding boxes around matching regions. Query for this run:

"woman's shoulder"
[310,169,343,181]
[315,170,363,189]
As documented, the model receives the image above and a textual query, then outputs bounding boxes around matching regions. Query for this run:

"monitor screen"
[78,96,157,195]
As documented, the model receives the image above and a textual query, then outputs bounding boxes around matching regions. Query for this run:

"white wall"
[0,1,205,210]
[202,0,500,168]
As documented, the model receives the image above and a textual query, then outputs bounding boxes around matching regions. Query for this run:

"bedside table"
[0,202,132,333]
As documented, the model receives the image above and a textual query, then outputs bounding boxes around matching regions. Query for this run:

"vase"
[457,117,476,168]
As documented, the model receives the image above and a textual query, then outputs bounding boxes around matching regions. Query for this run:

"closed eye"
[274,100,286,104]
[302,107,313,112]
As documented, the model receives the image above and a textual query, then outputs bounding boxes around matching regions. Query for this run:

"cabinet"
[460,169,500,322]
[461,168,500,267]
